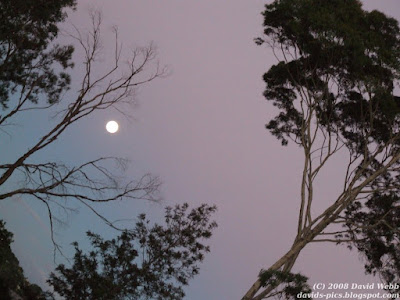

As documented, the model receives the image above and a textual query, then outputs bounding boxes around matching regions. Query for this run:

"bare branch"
[0,11,165,255]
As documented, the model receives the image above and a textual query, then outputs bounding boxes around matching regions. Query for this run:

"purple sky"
[1,1,400,299]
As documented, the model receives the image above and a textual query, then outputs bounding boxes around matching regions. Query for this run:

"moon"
[106,120,119,133]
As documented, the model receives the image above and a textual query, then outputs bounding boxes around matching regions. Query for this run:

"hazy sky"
[1,1,400,299]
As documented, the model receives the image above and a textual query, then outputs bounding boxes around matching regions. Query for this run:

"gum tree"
[243,0,400,299]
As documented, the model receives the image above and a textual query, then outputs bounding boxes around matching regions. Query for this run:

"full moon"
[106,120,119,133]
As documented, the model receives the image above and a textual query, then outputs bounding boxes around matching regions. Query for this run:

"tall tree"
[47,203,217,300]
[243,0,400,299]
[0,1,165,252]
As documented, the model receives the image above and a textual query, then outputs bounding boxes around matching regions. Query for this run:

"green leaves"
[48,204,217,300]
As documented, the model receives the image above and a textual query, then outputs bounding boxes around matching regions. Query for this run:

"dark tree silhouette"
[48,203,217,300]
[0,1,166,254]
[243,0,400,299]
[0,220,52,299]
[0,0,75,110]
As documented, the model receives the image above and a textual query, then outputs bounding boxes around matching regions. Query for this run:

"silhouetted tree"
[0,220,52,299]
[48,203,217,300]
[243,0,400,299]
[0,1,165,254]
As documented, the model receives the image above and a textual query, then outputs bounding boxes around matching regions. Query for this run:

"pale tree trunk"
[242,150,400,299]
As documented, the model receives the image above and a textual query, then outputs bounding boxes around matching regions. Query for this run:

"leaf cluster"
[0,0,76,109]
[259,0,400,151]
[342,193,400,287]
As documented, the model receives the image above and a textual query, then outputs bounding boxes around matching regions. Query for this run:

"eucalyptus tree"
[0,0,166,253]
[243,0,400,299]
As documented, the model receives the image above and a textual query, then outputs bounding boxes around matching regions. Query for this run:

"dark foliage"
[48,203,217,300]
[259,0,400,150]
[341,193,400,287]
[0,0,76,109]
[258,269,311,299]
[255,0,400,295]
[0,220,52,300]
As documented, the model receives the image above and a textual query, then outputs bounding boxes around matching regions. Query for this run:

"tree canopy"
[261,0,400,150]
[47,204,217,300]
[243,0,400,299]
[0,0,76,109]
[0,204,217,300]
